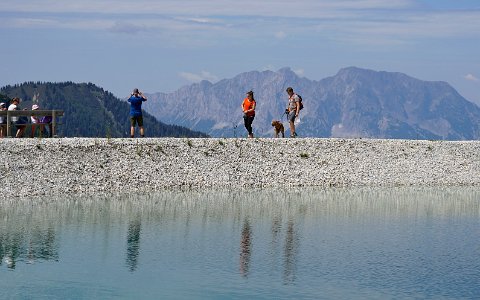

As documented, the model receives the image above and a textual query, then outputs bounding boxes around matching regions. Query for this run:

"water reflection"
[126,218,141,272]
[239,218,252,277]
[283,219,298,284]
[0,207,59,269]
[0,187,479,298]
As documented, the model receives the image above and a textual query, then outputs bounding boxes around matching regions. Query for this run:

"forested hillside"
[0,82,208,138]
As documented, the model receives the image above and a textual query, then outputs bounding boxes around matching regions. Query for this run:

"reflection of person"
[127,88,147,138]
[241,91,256,138]
[283,219,298,283]
[239,218,252,277]
[285,87,300,138]
[8,97,27,138]
[0,102,6,138]
[126,219,141,272]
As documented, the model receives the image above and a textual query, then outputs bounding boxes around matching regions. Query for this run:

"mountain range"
[143,67,480,140]
[0,82,208,138]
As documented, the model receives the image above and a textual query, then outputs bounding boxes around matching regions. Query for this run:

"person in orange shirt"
[241,90,256,138]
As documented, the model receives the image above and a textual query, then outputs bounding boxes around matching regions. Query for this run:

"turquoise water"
[1,188,479,299]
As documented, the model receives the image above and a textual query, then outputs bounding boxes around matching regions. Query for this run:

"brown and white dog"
[271,120,285,138]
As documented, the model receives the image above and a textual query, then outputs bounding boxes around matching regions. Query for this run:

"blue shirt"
[128,95,146,117]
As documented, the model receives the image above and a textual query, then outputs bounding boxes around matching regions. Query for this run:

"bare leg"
[130,126,135,138]
[289,121,295,137]
[31,124,37,138]
[16,126,26,138]
[45,124,51,137]
[139,126,144,137]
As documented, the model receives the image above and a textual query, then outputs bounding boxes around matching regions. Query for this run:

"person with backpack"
[241,90,256,138]
[128,88,147,138]
[285,87,301,138]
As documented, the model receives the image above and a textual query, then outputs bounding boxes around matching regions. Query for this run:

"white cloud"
[109,21,146,34]
[262,65,276,71]
[275,31,286,39]
[293,69,305,76]
[0,0,415,16]
[179,71,218,83]
[1,0,480,46]
[465,74,479,82]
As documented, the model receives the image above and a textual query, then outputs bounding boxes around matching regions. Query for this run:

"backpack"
[297,94,304,110]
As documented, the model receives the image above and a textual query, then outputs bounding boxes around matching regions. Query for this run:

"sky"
[1,0,480,104]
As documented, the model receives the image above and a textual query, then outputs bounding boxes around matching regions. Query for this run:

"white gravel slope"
[1,138,479,198]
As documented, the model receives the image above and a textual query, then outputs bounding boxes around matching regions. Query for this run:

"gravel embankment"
[1,138,479,198]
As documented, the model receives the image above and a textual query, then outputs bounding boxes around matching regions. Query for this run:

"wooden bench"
[0,110,64,138]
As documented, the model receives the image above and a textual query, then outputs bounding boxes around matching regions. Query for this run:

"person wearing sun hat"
[30,104,41,138]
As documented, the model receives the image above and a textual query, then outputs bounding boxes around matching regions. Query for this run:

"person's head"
[0,103,5,110]
[286,87,294,96]
[12,97,20,104]
[32,104,39,110]
[133,88,139,96]
[246,90,254,99]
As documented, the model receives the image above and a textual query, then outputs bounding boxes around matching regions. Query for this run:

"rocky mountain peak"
[143,67,480,140]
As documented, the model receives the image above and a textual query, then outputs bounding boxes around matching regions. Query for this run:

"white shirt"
[8,104,18,122]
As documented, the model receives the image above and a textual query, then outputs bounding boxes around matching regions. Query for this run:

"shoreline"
[1,138,479,198]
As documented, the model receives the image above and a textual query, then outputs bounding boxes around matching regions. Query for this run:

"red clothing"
[242,98,256,117]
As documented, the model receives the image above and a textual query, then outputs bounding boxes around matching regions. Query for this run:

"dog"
[271,120,285,138]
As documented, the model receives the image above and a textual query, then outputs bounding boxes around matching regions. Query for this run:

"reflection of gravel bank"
[1,138,479,198]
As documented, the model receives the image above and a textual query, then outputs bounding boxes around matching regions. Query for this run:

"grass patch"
[299,153,309,159]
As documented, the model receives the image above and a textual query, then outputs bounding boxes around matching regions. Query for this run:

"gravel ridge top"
[1,138,479,198]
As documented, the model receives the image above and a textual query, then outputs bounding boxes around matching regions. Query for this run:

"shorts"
[14,116,28,126]
[287,111,297,123]
[130,116,144,127]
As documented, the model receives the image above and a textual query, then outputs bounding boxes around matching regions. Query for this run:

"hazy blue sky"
[1,0,479,104]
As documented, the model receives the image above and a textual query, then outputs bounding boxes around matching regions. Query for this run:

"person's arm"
[295,101,300,116]
[244,101,255,114]
[242,101,248,114]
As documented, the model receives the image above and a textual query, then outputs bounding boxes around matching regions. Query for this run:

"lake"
[1,187,479,299]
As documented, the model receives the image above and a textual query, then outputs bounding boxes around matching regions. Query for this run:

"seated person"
[31,104,53,138]
[8,97,27,138]
[0,102,6,138]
